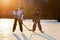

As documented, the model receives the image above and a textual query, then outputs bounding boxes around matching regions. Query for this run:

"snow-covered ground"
[0,19,60,40]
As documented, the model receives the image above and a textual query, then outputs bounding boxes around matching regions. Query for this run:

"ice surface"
[0,19,60,40]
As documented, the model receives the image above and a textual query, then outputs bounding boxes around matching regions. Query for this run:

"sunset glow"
[0,0,18,10]
[1,0,12,5]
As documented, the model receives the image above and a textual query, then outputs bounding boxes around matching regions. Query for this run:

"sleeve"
[39,13,41,18]
[13,11,16,16]
[20,12,24,20]
[32,12,35,22]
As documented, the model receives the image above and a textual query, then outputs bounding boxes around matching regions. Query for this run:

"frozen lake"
[0,18,60,40]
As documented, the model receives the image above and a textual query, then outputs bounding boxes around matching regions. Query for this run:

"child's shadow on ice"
[30,32,56,40]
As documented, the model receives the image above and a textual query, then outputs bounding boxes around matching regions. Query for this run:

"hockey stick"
[22,23,31,31]
[15,17,31,31]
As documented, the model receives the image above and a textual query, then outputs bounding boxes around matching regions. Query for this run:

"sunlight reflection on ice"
[0,19,14,28]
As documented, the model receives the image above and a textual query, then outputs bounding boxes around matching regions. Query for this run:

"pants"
[13,18,23,32]
[33,20,42,32]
